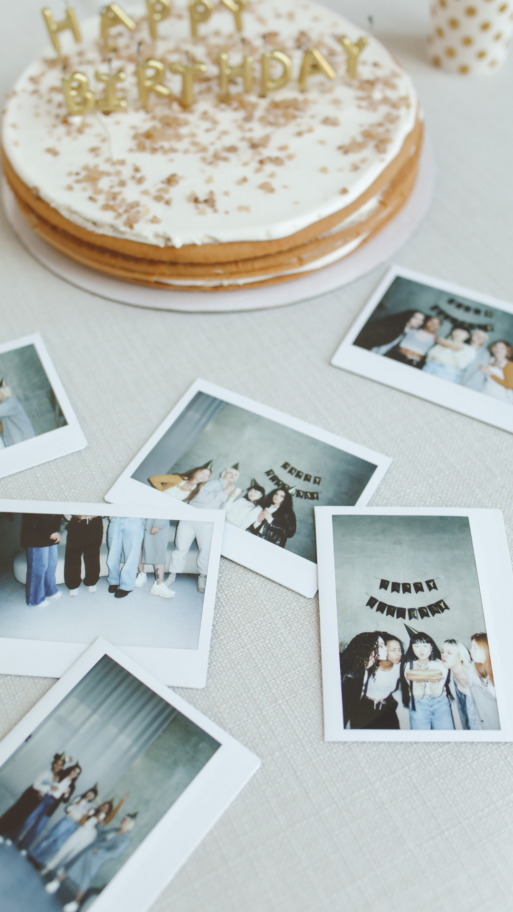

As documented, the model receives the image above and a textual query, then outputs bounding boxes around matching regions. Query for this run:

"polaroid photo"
[0,500,225,688]
[331,266,513,434]
[0,334,86,478]
[0,637,260,912]
[104,379,392,599]
[316,506,513,742]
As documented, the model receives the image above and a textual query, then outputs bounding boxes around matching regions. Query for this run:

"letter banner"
[279,463,321,484]
[264,468,322,499]
[379,579,390,591]
[386,604,396,617]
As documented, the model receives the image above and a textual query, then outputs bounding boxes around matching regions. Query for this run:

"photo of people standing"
[132,392,380,564]
[0,655,220,911]
[333,514,500,731]
[0,344,67,451]
[0,511,214,653]
[354,275,513,402]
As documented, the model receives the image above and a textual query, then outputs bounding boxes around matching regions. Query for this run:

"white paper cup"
[428,0,513,73]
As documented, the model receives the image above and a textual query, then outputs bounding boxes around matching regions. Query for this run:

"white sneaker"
[45,880,60,894]
[166,572,176,586]
[87,585,97,593]
[63,902,80,912]
[20,849,27,856]
[149,582,175,599]
[69,589,79,597]
[4,839,12,846]
[197,575,207,593]
[134,572,147,588]
[50,591,62,600]
[0,836,4,844]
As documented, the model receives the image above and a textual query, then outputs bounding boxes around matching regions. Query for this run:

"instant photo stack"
[1,3,513,910]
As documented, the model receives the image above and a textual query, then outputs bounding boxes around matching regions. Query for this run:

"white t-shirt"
[400,329,437,356]
[426,343,476,369]
[164,484,192,501]
[365,665,401,703]
[225,498,263,530]
[405,658,448,699]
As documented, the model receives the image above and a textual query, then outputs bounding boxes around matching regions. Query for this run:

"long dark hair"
[378,633,408,706]
[340,632,382,682]
[401,631,451,709]
[80,786,99,802]
[262,487,294,516]
[179,465,212,502]
[246,482,265,501]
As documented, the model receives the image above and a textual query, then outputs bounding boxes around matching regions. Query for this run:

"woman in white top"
[401,628,454,730]
[0,752,68,842]
[386,316,441,367]
[148,465,212,500]
[441,640,482,730]
[44,794,127,875]
[364,633,404,729]
[30,787,99,866]
[479,340,513,404]
[225,481,266,531]
[423,326,476,383]
[467,633,500,730]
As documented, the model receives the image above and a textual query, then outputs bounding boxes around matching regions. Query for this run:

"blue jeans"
[26,545,59,606]
[31,815,77,863]
[409,695,454,730]
[19,793,57,850]
[107,517,145,592]
[423,361,462,384]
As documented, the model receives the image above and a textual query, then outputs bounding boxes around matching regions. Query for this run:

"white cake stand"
[2,136,435,313]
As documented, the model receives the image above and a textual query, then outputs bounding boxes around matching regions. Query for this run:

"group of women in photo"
[149,463,297,549]
[340,627,499,731]
[0,751,135,911]
[356,309,513,401]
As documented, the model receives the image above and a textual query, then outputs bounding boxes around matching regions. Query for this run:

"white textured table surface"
[1,2,513,911]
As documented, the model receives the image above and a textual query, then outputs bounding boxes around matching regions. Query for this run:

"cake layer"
[2,0,420,258]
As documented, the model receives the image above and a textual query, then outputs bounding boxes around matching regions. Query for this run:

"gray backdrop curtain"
[131,392,225,485]
[0,656,176,811]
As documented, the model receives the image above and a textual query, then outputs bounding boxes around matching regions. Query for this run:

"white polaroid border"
[0,334,86,477]
[105,379,392,599]
[331,266,513,434]
[0,500,225,688]
[0,638,260,912]
[315,506,513,742]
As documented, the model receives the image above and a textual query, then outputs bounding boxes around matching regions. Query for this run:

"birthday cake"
[2,0,423,291]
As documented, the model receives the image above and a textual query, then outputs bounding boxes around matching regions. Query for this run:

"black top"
[248,506,296,548]
[21,514,62,549]
[354,309,420,352]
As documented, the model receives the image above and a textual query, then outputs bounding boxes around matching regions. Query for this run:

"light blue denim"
[107,517,146,591]
[422,361,462,384]
[26,545,59,606]
[409,694,454,730]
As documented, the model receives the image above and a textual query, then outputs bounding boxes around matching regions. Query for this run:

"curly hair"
[340,632,382,680]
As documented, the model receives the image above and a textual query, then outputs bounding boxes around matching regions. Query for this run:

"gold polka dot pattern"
[429,0,513,73]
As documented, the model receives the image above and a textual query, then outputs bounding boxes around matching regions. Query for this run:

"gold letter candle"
[95,67,128,113]
[146,0,172,41]
[188,0,214,41]
[260,50,292,97]
[429,0,513,74]
[218,51,253,100]
[298,47,336,92]
[62,71,96,115]
[100,3,136,50]
[169,59,207,107]
[42,6,82,56]
[337,35,368,78]
[136,58,171,107]
[220,0,248,34]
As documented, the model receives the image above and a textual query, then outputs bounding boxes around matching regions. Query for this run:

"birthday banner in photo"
[378,578,439,593]
[365,595,450,619]
[265,466,321,500]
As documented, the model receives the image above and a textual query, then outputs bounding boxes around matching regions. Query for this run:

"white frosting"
[3,0,419,249]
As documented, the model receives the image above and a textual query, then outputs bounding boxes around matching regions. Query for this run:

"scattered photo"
[105,380,392,598]
[0,335,86,478]
[0,501,225,687]
[331,267,513,433]
[316,507,513,741]
[0,638,260,912]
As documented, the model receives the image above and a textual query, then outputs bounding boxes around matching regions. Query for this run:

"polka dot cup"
[429,0,513,73]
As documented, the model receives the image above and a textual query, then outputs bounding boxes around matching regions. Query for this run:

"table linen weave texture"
[1,1,513,911]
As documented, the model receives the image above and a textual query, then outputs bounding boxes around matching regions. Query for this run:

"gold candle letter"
[220,0,248,34]
[146,0,172,41]
[337,35,368,78]
[169,59,207,107]
[42,6,82,55]
[218,51,253,101]
[62,71,96,115]
[95,67,128,113]
[260,50,292,97]
[188,0,214,41]
[100,3,136,50]
[136,58,171,108]
[298,47,336,92]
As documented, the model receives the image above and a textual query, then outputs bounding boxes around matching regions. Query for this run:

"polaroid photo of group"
[331,266,513,434]
[316,507,513,742]
[105,379,392,598]
[0,334,86,477]
[0,639,260,912]
[0,501,225,688]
